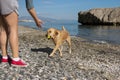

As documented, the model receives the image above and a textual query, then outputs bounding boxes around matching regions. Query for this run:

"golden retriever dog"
[46,26,71,57]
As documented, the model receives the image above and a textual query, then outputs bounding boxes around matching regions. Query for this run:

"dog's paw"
[49,54,54,57]
[69,50,71,54]
[60,54,63,57]
[48,56,54,59]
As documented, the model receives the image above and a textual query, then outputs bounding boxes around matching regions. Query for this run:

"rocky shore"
[0,26,120,80]
[78,7,120,25]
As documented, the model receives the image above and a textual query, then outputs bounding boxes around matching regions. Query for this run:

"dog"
[46,26,71,57]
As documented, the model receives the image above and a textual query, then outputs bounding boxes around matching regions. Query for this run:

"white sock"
[3,56,8,59]
[12,57,20,61]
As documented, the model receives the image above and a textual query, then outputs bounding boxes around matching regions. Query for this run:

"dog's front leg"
[58,48,62,57]
[49,44,60,57]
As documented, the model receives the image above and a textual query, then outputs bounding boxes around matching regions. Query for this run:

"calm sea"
[19,21,120,45]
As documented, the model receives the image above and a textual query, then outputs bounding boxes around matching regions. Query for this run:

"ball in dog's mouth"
[47,35,51,39]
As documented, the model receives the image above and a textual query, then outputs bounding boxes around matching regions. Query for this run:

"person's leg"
[3,12,19,58]
[3,12,27,67]
[0,16,8,57]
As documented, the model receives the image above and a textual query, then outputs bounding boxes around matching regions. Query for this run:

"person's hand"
[35,19,43,28]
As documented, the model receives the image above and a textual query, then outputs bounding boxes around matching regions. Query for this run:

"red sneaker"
[11,59,28,67]
[1,58,8,63]
[1,55,12,63]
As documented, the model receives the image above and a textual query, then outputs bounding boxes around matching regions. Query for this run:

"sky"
[18,0,120,20]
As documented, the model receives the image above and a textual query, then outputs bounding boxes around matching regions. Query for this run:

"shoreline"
[0,26,120,80]
[18,25,120,45]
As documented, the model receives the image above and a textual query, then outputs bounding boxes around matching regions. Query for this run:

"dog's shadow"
[31,47,53,55]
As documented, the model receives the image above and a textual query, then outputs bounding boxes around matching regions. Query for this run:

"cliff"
[78,7,120,25]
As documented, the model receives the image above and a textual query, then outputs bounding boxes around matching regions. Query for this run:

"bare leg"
[0,16,8,57]
[3,12,19,58]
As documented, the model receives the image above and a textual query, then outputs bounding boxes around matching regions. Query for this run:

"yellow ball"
[47,35,51,39]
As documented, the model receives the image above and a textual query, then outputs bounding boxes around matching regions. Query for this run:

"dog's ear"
[55,31,59,36]
[54,31,59,37]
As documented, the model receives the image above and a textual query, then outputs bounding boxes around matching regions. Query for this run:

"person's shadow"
[31,47,53,55]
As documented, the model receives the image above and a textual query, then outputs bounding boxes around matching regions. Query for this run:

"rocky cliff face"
[78,7,120,25]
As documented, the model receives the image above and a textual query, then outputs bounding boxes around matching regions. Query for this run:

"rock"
[78,7,120,25]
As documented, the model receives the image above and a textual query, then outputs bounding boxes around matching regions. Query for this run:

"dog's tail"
[62,26,66,31]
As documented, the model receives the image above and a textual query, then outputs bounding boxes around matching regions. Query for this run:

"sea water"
[19,21,120,45]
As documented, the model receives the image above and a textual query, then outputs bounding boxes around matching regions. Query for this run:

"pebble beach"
[0,26,120,80]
